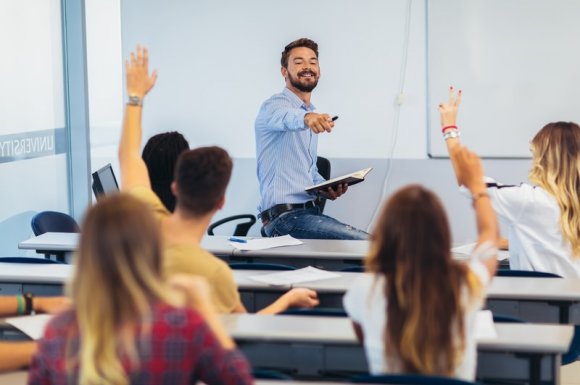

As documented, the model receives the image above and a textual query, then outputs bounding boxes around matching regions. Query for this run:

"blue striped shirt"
[255,87,325,213]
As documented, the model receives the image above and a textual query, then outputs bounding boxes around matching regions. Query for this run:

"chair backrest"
[280,307,347,317]
[351,374,480,385]
[0,257,64,264]
[496,269,562,278]
[316,156,331,213]
[229,262,296,271]
[208,214,256,236]
[31,211,80,236]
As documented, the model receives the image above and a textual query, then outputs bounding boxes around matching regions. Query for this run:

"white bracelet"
[443,129,460,140]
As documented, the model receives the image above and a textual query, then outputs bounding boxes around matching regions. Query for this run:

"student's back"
[439,89,580,277]
[344,148,498,380]
[27,194,252,385]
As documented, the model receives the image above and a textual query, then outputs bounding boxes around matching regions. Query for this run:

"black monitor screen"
[92,164,119,200]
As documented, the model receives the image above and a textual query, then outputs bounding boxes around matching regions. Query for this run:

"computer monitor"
[91,163,119,200]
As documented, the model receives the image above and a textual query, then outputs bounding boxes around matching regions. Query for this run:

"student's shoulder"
[42,308,77,338]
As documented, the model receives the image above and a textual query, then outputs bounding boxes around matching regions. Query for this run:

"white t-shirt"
[343,249,492,380]
[468,178,580,277]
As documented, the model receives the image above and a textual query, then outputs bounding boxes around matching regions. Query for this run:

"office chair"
[208,214,256,236]
[30,211,80,262]
[315,156,331,213]
[351,374,480,385]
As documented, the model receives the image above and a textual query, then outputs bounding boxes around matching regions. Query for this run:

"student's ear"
[170,181,178,197]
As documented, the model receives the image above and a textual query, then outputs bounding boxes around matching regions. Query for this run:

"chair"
[496,270,562,278]
[280,307,347,317]
[315,156,331,213]
[229,262,296,271]
[30,211,79,262]
[351,374,480,385]
[208,214,256,236]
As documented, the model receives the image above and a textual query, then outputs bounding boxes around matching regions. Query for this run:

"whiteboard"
[120,0,422,159]
[428,0,580,158]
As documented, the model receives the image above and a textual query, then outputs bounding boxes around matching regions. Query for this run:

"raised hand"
[438,86,462,129]
[125,45,158,99]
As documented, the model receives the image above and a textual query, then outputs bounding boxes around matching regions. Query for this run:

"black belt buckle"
[260,201,315,225]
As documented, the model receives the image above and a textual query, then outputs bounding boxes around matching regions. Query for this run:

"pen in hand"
[331,116,339,122]
[229,237,247,243]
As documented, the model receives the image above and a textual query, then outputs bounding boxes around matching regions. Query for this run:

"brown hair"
[281,38,319,68]
[174,146,233,217]
[73,194,171,385]
[529,122,580,257]
[366,185,476,376]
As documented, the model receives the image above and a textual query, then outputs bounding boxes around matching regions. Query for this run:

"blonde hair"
[366,185,481,376]
[529,122,580,258]
[70,194,173,385]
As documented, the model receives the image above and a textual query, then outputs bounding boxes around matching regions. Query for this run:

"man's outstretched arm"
[118,45,158,190]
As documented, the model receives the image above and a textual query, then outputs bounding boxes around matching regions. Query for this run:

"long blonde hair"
[70,194,172,385]
[529,122,580,257]
[366,185,480,376]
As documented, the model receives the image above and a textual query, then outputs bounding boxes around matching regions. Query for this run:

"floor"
[562,361,580,384]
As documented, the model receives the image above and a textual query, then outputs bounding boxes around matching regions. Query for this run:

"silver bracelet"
[127,95,143,106]
[443,129,460,140]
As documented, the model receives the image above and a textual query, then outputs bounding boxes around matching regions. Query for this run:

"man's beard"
[288,71,318,92]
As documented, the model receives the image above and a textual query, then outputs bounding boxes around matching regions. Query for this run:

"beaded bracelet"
[16,294,25,315]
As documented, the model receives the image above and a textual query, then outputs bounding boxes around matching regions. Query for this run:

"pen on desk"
[229,237,247,243]
[331,115,339,121]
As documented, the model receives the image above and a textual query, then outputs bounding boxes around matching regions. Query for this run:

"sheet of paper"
[250,266,341,286]
[452,243,509,261]
[475,310,498,340]
[229,234,303,251]
[5,314,53,340]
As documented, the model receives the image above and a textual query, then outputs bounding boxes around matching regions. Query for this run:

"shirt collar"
[283,87,315,111]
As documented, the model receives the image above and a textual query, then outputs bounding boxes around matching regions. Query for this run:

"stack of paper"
[229,234,303,251]
[250,266,341,286]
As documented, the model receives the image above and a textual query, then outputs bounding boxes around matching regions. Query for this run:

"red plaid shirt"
[27,303,253,385]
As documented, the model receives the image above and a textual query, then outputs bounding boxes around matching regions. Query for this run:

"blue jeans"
[263,206,369,240]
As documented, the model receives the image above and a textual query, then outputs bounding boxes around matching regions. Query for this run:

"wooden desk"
[222,314,572,384]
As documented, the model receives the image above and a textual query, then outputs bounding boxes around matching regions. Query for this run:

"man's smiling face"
[283,46,320,93]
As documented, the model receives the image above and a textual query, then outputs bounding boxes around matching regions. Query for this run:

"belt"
[260,201,316,225]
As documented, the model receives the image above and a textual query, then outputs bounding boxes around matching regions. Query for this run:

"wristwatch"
[24,292,35,315]
[127,95,143,106]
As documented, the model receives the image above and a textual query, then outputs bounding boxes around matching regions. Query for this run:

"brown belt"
[260,201,316,225]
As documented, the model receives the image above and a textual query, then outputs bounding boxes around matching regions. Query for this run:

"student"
[440,88,580,277]
[119,45,318,314]
[142,131,190,212]
[28,194,252,385]
[0,296,68,372]
[343,147,498,380]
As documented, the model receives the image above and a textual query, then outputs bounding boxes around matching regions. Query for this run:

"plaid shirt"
[28,303,253,385]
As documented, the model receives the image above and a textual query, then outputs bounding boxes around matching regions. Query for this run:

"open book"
[305,167,373,194]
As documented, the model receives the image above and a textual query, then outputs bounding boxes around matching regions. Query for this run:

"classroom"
[2,0,580,384]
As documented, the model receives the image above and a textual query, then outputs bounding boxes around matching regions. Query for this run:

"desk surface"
[3,263,580,304]
[221,313,573,353]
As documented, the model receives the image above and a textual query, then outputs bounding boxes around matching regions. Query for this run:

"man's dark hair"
[142,132,190,212]
[281,38,319,68]
[174,146,233,217]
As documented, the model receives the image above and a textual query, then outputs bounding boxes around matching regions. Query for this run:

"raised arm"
[119,46,158,190]
[451,145,499,277]
[438,87,464,186]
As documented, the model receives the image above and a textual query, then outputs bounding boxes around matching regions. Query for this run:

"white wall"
[87,0,538,243]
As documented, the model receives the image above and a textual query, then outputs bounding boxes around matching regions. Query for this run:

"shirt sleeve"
[460,177,530,224]
[27,329,54,385]
[343,275,373,324]
[210,262,242,313]
[256,95,308,132]
[127,185,171,223]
